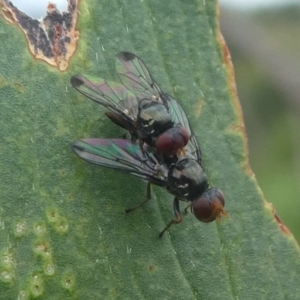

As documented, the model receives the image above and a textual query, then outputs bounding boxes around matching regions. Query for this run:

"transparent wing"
[166,94,202,164]
[72,138,166,186]
[116,52,169,108]
[70,74,139,123]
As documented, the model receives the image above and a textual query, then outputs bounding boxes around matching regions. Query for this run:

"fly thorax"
[137,100,173,138]
[166,158,208,200]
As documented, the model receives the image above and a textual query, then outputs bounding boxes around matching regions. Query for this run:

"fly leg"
[105,111,134,131]
[125,182,152,213]
[105,111,136,139]
[159,197,182,238]
[184,202,191,214]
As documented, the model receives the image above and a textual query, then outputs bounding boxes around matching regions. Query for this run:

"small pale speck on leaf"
[55,217,69,234]
[67,193,74,202]
[17,290,28,300]
[34,240,52,259]
[14,220,27,237]
[43,262,55,276]
[13,82,24,92]
[59,169,67,177]
[30,274,44,297]
[61,273,76,291]
[194,99,204,118]
[33,221,47,236]
[1,252,14,267]
[148,265,155,272]
[46,207,60,224]
[0,269,14,283]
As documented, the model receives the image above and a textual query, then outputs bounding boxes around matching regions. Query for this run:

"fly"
[72,138,228,237]
[71,52,227,236]
[70,52,190,156]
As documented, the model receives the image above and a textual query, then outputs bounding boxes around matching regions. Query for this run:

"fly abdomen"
[156,125,189,155]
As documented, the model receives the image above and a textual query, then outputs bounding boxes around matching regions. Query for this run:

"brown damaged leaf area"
[0,0,79,71]
[217,31,255,176]
[266,202,291,235]
[218,29,294,239]
[217,28,295,240]
[218,32,246,140]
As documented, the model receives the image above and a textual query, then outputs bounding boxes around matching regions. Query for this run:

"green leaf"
[1,1,300,299]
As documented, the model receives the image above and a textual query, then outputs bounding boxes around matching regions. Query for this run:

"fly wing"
[70,75,139,123]
[72,138,166,187]
[166,94,202,164]
[116,52,169,108]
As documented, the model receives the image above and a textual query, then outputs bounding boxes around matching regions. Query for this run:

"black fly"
[71,52,227,237]
[71,52,189,156]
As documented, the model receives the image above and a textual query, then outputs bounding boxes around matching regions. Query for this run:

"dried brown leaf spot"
[0,0,79,71]
[266,202,291,235]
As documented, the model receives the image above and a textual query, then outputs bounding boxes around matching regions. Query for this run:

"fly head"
[191,188,228,223]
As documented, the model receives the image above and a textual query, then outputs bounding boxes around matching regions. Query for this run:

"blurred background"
[220,0,300,243]
[10,0,300,243]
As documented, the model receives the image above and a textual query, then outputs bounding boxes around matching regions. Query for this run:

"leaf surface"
[0,1,300,299]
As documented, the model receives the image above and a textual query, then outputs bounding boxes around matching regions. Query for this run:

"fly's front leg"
[184,202,192,215]
[159,197,182,238]
[125,182,151,213]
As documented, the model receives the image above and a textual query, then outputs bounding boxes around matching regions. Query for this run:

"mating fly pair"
[71,52,227,237]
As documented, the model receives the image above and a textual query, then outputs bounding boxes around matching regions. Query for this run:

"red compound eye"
[192,188,228,223]
[156,126,189,155]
